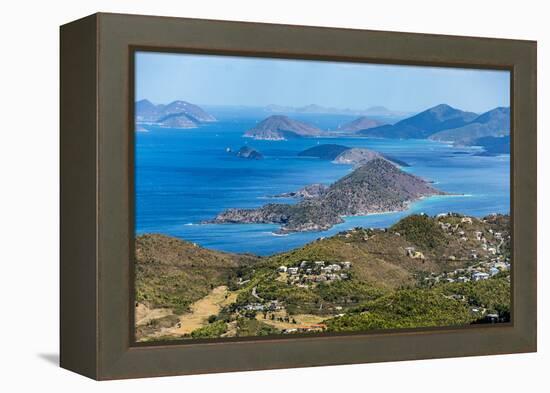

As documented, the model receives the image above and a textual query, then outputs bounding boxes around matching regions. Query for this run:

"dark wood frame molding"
[60,12,537,380]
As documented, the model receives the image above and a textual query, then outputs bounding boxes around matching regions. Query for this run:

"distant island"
[236,146,263,160]
[428,107,510,145]
[243,115,323,140]
[359,104,479,139]
[263,103,411,118]
[135,99,217,129]
[355,104,510,154]
[337,116,386,133]
[298,144,409,167]
[209,158,444,233]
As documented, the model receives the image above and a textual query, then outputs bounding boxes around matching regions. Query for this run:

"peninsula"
[209,158,444,233]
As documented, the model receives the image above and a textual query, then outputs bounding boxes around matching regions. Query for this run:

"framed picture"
[60,13,537,380]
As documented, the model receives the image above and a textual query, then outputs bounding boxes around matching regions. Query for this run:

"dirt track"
[167,285,236,335]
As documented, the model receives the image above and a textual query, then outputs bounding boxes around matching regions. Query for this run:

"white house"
[287,267,299,275]
[472,272,490,281]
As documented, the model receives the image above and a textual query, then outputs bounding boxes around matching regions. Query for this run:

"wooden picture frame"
[60,12,537,380]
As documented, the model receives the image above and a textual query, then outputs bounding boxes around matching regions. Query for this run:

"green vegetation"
[315,280,387,304]
[391,214,445,249]
[135,234,258,313]
[440,276,511,313]
[190,320,228,338]
[236,318,281,337]
[325,288,474,331]
[136,213,511,341]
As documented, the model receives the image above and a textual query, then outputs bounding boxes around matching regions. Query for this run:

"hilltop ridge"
[359,104,478,139]
[135,99,216,129]
[243,115,323,140]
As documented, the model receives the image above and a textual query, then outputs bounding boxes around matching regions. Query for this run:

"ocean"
[135,111,510,256]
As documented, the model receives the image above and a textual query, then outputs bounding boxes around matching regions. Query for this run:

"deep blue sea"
[136,111,510,256]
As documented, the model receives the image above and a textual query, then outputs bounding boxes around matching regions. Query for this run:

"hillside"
[359,104,478,139]
[155,113,198,129]
[332,148,386,166]
[243,115,323,140]
[429,107,510,145]
[135,99,217,128]
[136,213,511,340]
[338,116,386,132]
[273,183,328,199]
[209,159,443,233]
[135,234,258,314]
[298,144,409,167]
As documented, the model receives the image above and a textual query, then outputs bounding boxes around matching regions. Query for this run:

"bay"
[136,111,510,256]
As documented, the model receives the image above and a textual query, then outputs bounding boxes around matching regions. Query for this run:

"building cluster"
[423,258,510,285]
[241,300,282,312]
[278,260,352,286]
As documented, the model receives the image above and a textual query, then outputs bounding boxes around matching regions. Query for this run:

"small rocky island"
[236,146,263,160]
[244,115,323,140]
[208,158,444,233]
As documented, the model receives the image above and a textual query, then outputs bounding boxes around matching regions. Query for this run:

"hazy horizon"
[136,51,510,114]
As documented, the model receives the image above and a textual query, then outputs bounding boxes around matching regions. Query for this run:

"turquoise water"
[136,111,510,256]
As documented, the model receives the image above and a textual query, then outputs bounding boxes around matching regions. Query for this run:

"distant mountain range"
[264,104,410,117]
[135,99,216,129]
[244,115,323,140]
[136,100,509,155]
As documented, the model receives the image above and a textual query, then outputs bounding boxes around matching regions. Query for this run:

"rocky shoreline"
[207,158,445,233]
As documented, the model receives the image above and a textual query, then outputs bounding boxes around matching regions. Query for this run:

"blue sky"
[136,51,510,114]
